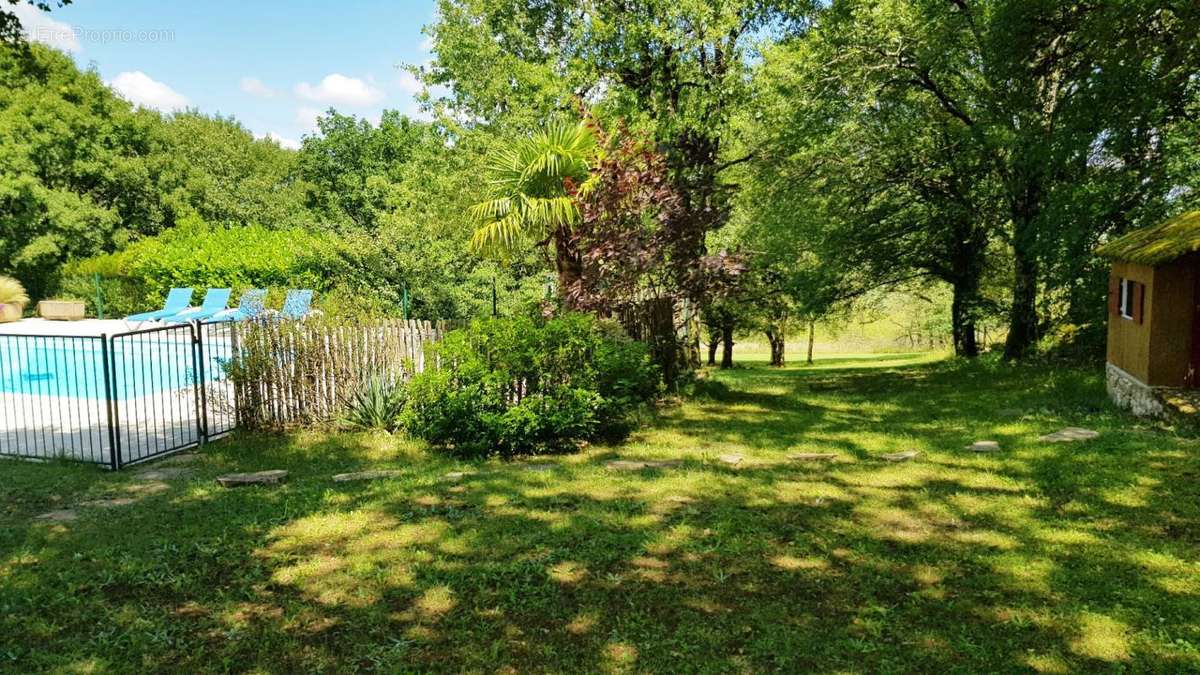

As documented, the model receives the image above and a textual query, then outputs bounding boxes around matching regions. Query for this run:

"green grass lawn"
[3,354,1199,673]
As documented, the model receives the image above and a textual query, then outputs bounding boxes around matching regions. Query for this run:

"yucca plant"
[342,377,408,432]
[0,276,30,321]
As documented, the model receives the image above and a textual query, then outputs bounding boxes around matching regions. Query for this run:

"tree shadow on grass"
[1,359,1198,672]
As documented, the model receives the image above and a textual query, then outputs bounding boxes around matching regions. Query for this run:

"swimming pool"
[0,334,231,400]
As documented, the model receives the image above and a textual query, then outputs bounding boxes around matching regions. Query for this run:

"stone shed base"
[1106,363,1166,418]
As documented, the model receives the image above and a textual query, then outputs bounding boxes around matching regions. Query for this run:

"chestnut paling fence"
[228,319,456,430]
[0,318,454,468]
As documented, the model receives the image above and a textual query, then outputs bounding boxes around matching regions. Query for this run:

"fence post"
[191,322,206,446]
[100,334,120,470]
[194,321,208,444]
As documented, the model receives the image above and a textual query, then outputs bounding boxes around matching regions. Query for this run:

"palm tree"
[468,120,597,303]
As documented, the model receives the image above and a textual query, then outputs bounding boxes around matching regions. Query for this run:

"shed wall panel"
[1107,261,1154,383]
[1147,255,1198,387]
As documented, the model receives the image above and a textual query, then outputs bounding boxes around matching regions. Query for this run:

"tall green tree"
[427,0,812,302]
[0,43,168,299]
[799,0,1200,358]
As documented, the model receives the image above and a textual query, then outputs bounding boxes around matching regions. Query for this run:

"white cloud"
[109,71,190,112]
[266,132,301,150]
[396,69,423,95]
[13,3,81,52]
[240,77,277,98]
[294,73,384,106]
[419,36,434,52]
[295,106,321,132]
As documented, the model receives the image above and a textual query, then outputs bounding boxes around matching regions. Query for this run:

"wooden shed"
[1097,211,1200,416]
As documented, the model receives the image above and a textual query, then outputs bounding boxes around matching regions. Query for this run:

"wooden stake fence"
[229,319,454,429]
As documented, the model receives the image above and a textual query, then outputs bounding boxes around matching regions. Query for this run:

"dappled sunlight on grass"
[2,354,1199,671]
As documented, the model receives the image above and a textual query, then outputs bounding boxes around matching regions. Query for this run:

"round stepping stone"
[717,454,743,466]
[967,440,1001,453]
[881,450,919,462]
[440,471,477,482]
[1039,427,1099,443]
[35,509,78,522]
[332,470,403,483]
[789,452,838,462]
[216,470,288,488]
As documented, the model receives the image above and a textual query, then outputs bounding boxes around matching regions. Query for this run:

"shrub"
[401,313,658,457]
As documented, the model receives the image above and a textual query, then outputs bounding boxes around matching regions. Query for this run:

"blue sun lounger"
[211,289,268,323]
[280,289,314,320]
[164,288,232,323]
[126,287,194,322]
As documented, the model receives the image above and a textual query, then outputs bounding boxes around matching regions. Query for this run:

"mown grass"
[2,353,1199,673]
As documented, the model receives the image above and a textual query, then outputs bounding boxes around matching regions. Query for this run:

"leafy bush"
[401,313,659,457]
[342,377,408,432]
[62,216,340,315]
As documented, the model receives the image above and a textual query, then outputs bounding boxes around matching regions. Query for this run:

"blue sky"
[15,0,438,148]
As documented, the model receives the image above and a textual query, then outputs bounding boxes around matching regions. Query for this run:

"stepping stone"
[134,467,193,481]
[35,509,78,522]
[606,460,682,471]
[521,463,558,473]
[79,497,136,509]
[881,450,919,462]
[1039,427,1099,443]
[666,495,694,504]
[717,454,743,466]
[332,470,403,483]
[440,471,476,482]
[967,440,1001,453]
[216,470,288,488]
[789,452,838,462]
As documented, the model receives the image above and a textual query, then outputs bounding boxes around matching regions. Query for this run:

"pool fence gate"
[0,319,448,469]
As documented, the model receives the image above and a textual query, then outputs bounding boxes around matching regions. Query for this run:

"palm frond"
[466,120,598,259]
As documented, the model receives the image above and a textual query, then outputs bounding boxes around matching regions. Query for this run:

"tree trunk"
[707,338,719,366]
[1003,181,1042,360]
[553,225,584,310]
[806,320,816,365]
[720,318,735,370]
[951,277,980,358]
[766,330,785,367]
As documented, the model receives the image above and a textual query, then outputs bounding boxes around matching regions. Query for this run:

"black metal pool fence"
[0,321,236,469]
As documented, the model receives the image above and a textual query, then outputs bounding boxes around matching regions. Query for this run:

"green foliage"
[0,44,168,300]
[467,120,596,257]
[401,313,659,457]
[64,219,339,314]
[342,377,408,432]
[158,112,312,229]
[0,44,313,304]
[296,110,433,231]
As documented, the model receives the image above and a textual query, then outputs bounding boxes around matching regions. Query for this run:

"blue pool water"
[0,336,231,400]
